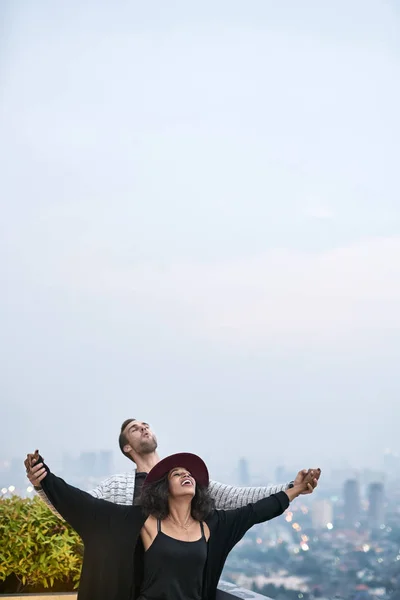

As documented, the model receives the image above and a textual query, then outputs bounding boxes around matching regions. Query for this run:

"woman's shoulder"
[142,513,157,531]
[205,505,251,531]
[108,503,147,525]
[205,508,223,529]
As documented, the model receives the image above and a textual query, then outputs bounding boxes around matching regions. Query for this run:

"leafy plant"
[0,495,82,593]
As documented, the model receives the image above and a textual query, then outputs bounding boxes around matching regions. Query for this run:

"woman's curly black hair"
[140,474,215,521]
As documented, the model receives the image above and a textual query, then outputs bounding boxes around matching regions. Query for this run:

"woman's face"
[168,467,196,499]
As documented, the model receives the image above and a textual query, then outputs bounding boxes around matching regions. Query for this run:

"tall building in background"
[361,469,385,487]
[80,452,97,477]
[60,450,114,485]
[343,479,361,528]
[275,465,293,484]
[238,458,250,485]
[98,450,114,477]
[367,482,385,531]
[383,449,400,480]
[312,500,333,530]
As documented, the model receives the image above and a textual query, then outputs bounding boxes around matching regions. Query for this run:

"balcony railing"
[218,580,273,599]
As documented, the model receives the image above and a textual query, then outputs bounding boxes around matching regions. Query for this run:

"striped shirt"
[36,470,290,519]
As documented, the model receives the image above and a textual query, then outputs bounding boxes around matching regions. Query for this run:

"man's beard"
[139,435,158,454]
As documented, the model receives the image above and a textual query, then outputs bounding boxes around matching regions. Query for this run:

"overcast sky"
[1,0,400,479]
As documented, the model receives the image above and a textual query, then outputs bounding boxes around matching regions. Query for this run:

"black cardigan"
[40,460,289,600]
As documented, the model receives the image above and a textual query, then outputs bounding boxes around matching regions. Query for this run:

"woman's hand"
[285,468,321,502]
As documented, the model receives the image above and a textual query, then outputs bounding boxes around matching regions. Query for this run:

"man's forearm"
[34,486,65,520]
[209,480,291,510]
[285,485,303,502]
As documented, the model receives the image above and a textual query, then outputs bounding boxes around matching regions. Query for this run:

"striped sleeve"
[34,487,65,520]
[208,480,290,509]
[93,473,136,505]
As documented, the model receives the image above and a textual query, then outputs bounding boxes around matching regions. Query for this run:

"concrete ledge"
[0,596,76,599]
[0,581,271,599]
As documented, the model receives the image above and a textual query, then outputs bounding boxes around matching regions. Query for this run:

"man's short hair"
[119,418,136,460]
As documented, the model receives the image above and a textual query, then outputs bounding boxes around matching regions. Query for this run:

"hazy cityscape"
[2,448,400,599]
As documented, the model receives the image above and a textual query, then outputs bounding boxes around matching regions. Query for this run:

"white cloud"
[55,236,400,348]
[305,205,335,220]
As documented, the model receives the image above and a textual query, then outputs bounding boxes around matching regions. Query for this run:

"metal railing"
[217,580,273,599]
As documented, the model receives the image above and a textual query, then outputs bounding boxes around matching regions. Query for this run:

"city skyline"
[3,449,398,598]
[2,447,398,499]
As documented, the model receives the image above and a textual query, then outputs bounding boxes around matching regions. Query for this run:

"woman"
[31,450,320,600]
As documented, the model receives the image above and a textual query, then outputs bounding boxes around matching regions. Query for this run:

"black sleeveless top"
[138,519,208,600]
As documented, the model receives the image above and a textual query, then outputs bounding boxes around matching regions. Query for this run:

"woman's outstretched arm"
[25,450,122,540]
[217,469,321,553]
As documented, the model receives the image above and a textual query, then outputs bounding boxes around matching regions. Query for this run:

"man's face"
[123,420,158,456]
[168,467,196,499]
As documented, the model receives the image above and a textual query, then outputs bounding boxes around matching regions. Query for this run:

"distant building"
[238,458,250,485]
[367,482,385,531]
[343,479,361,528]
[312,500,333,530]
[275,465,293,484]
[62,450,114,481]
[360,469,385,486]
[98,450,114,477]
[383,449,400,480]
[80,452,98,477]
[331,468,358,487]
[61,453,79,480]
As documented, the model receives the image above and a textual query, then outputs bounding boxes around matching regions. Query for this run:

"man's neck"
[133,451,160,473]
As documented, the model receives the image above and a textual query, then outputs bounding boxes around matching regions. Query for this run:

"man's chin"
[141,440,157,453]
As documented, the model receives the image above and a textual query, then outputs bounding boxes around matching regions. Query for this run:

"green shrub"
[0,495,82,593]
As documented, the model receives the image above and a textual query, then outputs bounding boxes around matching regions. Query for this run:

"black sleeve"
[217,491,289,552]
[40,458,118,539]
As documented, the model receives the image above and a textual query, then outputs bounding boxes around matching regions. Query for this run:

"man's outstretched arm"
[208,480,289,509]
[209,469,314,509]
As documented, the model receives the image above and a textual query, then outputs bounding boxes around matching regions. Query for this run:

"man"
[26,418,319,515]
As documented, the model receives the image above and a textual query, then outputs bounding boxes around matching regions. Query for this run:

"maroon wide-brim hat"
[144,453,209,487]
